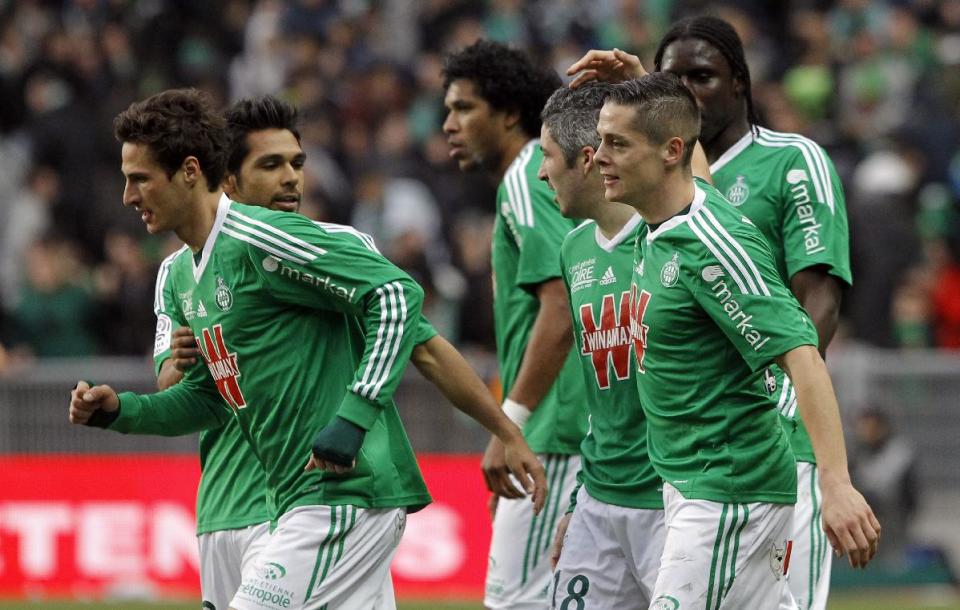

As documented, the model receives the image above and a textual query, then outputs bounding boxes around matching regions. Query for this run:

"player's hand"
[69,380,119,425]
[171,326,200,371]
[501,431,548,514]
[481,435,526,501]
[307,416,365,475]
[305,454,355,475]
[819,476,881,569]
[566,48,647,89]
[550,512,572,570]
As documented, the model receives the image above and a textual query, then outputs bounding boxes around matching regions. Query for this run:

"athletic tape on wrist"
[502,398,532,429]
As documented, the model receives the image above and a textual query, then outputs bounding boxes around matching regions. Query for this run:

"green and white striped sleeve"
[240,209,425,430]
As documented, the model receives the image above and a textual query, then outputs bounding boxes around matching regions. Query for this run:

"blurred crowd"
[1,0,960,367]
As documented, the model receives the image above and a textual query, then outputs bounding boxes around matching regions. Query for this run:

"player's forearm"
[791,269,842,358]
[509,284,574,409]
[779,345,851,484]
[412,336,522,441]
[341,278,424,429]
[156,359,184,391]
[112,382,227,436]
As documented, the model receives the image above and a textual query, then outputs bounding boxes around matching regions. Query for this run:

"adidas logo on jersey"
[197,301,208,318]
[599,266,617,285]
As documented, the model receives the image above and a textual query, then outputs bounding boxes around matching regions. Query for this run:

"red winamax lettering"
[197,324,247,410]
[629,285,651,373]
[578,291,632,389]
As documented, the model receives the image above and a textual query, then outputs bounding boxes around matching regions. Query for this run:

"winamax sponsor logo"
[701,266,772,351]
[197,324,247,410]
[578,290,632,389]
[786,169,826,256]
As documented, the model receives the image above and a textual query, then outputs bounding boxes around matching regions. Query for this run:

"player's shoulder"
[221,200,330,264]
[684,184,768,252]
[753,127,834,164]
[312,221,381,253]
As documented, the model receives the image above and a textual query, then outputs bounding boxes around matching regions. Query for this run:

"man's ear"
[502,108,521,132]
[662,136,684,168]
[582,146,597,175]
[181,156,202,187]
[223,173,239,198]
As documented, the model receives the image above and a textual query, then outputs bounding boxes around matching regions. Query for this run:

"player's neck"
[177,190,223,253]
[494,133,531,181]
[703,116,751,164]
[593,200,638,240]
[631,171,695,225]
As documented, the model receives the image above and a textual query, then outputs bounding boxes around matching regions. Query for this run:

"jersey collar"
[709,130,754,175]
[645,185,706,244]
[193,193,231,283]
[595,212,642,252]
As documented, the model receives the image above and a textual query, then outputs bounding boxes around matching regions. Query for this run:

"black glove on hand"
[311,416,366,467]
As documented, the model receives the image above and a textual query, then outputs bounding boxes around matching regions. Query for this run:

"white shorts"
[485,453,580,610]
[230,504,405,610]
[780,462,832,610]
[551,486,665,609]
[198,522,271,610]
[650,483,794,610]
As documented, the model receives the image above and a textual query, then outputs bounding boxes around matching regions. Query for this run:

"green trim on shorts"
[541,456,571,556]
[522,455,557,585]
[809,467,824,610]
[306,507,341,604]
[705,503,749,610]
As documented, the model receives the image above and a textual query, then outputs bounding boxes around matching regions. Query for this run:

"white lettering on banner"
[78,503,145,577]
[392,503,465,580]
[150,503,201,577]
[0,503,72,578]
[0,501,199,580]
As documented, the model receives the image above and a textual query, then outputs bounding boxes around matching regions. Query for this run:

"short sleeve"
[687,209,819,372]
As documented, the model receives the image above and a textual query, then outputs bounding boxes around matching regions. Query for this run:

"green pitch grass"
[1,593,959,610]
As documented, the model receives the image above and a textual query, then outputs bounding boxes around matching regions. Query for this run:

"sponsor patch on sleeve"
[154,314,173,357]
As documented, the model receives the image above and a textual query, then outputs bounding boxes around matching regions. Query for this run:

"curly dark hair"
[442,39,561,139]
[113,88,228,192]
[224,95,300,176]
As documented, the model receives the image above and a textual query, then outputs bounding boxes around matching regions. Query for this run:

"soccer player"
[592,73,879,609]
[68,89,540,610]
[442,40,589,609]
[537,83,664,609]
[146,95,546,610]
[569,18,855,607]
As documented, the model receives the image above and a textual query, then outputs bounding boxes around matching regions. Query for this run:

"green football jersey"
[113,199,431,519]
[560,214,662,509]
[630,181,819,504]
[711,127,851,463]
[492,140,588,454]
[154,246,270,535]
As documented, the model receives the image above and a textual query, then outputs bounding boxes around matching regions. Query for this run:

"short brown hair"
[114,88,228,192]
[606,73,701,167]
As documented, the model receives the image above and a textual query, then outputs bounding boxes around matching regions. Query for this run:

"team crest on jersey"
[660,253,680,287]
[579,291,632,389]
[215,276,233,311]
[726,175,750,206]
[197,324,247,411]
